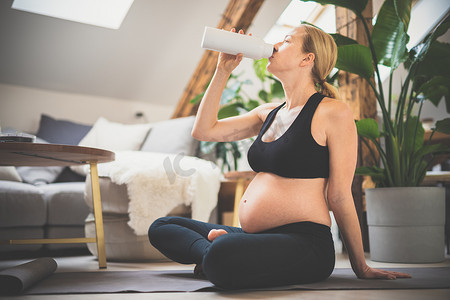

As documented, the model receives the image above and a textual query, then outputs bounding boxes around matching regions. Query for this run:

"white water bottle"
[201,26,274,60]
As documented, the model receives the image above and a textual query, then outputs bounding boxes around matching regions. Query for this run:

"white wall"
[0,83,173,134]
[0,0,290,136]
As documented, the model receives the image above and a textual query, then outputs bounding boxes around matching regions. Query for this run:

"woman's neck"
[280,74,317,110]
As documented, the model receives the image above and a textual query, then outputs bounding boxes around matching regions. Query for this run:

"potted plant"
[190,59,284,172]
[301,0,450,262]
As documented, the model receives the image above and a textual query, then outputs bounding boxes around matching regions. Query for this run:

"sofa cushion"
[84,175,130,214]
[0,167,22,182]
[140,116,199,156]
[36,114,92,145]
[0,181,46,227]
[40,182,89,226]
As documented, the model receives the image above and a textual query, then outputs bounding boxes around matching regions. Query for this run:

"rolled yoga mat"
[0,257,57,295]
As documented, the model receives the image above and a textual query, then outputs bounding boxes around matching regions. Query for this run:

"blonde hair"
[300,24,340,99]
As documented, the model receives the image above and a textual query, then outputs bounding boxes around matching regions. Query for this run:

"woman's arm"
[325,101,410,280]
[191,29,269,143]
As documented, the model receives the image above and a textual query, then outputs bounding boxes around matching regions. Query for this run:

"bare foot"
[194,264,205,277]
[207,229,228,241]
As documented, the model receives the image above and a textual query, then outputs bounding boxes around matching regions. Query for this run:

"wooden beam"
[336,1,375,251]
[171,0,265,119]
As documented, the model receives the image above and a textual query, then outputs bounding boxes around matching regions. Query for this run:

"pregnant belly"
[238,172,330,233]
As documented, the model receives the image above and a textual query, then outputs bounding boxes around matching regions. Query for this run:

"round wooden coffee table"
[0,142,115,269]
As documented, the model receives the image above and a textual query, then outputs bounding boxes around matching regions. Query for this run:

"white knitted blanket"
[91,151,221,236]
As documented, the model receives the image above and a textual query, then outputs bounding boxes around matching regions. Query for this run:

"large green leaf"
[417,76,450,107]
[336,44,374,79]
[253,58,268,82]
[189,92,204,104]
[411,16,450,64]
[245,99,260,111]
[433,15,450,39]
[330,34,358,47]
[355,166,385,185]
[270,78,285,99]
[258,90,269,102]
[220,81,243,105]
[372,0,412,69]
[412,42,450,112]
[415,42,450,78]
[412,143,450,161]
[217,103,242,119]
[300,0,368,15]
[403,116,424,154]
[389,31,409,70]
[356,118,380,140]
[300,21,326,31]
[435,118,450,135]
[393,0,413,30]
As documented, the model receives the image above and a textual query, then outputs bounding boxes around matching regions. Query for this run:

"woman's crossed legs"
[148,216,334,289]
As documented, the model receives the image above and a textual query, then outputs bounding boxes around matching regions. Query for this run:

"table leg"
[232,178,246,227]
[90,162,107,269]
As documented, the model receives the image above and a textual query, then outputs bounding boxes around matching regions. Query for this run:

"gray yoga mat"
[1,258,449,295]
[18,267,450,294]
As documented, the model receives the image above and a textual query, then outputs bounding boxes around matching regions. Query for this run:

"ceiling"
[0,0,289,107]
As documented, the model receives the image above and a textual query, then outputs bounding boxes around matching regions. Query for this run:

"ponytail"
[301,24,340,100]
[317,81,340,100]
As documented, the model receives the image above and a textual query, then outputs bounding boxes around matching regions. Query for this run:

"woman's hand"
[216,28,247,74]
[357,265,411,280]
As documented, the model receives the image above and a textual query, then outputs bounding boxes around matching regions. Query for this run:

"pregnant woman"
[148,24,410,289]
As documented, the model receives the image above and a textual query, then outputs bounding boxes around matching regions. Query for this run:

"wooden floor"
[1,250,449,300]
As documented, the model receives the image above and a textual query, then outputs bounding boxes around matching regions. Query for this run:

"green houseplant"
[302,0,450,185]
[190,59,284,172]
[301,0,450,262]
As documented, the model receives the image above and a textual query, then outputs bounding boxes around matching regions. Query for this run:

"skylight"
[264,1,321,44]
[264,1,336,44]
[12,0,134,30]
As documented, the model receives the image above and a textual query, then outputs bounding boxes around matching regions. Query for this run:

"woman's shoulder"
[254,101,284,121]
[319,97,354,121]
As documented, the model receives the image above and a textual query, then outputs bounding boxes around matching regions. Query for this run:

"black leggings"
[148,216,335,289]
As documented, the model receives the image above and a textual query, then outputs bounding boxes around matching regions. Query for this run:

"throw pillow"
[71,117,152,175]
[140,116,199,156]
[78,117,152,151]
[36,114,92,145]
[0,167,23,182]
[15,137,65,185]
[17,166,65,186]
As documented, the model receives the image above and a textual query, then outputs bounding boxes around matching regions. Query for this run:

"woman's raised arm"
[191,29,274,143]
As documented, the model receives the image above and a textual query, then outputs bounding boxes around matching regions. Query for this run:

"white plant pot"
[366,187,445,263]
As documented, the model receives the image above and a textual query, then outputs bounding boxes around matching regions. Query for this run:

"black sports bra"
[247,92,329,178]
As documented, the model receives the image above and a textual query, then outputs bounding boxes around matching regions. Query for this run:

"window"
[12,0,134,30]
